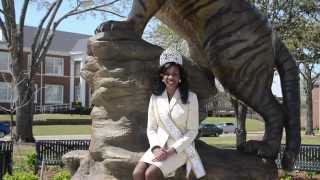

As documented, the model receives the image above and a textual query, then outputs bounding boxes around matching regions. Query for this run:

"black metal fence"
[276,144,320,171]
[35,139,90,171]
[0,141,13,179]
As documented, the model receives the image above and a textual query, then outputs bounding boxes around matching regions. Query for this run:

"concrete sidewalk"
[0,134,91,141]
[35,135,91,140]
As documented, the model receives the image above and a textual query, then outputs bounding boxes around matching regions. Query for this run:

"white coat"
[140,89,201,177]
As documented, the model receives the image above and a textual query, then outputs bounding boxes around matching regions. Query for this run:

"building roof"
[23,26,91,53]
[71,38,88,53]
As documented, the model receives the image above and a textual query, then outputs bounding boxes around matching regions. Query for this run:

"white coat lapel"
[169,89,179,111]
[159,91,170,113]
[155,92,170,147]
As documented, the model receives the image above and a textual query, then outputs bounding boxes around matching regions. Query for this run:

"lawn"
[2,115,318,146]
[0,113,90,121]
[203,116,265,131]
[33,125,91,136]
[200,132,320,149]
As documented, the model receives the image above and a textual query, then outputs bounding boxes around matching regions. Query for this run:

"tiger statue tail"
[273,36,301,170]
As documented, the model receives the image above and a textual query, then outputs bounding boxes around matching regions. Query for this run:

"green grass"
[298,132,320,144]
[200,136,237,149]
[203,117,265,131]
[200,132,320,149]
[33,125,91,136]
[0,113,90,121]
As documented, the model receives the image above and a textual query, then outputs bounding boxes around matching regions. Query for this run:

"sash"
[154,96,206,179]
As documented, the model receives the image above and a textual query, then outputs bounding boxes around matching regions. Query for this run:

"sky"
[15,1,127,35]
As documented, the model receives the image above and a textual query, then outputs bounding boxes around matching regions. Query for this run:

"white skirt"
[140,148,188,177]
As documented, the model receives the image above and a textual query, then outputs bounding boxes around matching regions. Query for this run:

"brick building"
[0,26,91,112]
[312,84,320,130]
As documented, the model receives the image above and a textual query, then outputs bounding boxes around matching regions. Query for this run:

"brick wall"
[312,87,320,129]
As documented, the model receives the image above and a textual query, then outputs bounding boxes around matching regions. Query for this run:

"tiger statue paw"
[238,140,280,160]
[94,20,141,41]
[95,20,133,33]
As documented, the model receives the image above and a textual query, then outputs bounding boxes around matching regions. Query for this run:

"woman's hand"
[152,147,177,162]
[152,147,167,162]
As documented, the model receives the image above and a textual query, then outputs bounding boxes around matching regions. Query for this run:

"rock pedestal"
[63,32,278,180]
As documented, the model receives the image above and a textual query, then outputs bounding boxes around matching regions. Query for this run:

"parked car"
[216,122,236,133]
[198,123,223,137]
[0,123,10,138]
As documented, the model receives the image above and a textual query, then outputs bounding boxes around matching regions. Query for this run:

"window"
[74,85,80,101]
[74,61,81,77]
[0,29,4,41]
[0,51,10,71]
[27,54,32,72]
[0,82,12,102]
[45,84,64,104]
[45,56,64,76]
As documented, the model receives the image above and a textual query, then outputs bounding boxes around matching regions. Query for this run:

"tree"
[278,1,319,135]
[289,21,320,135]
[250,0,320,135]
[0,0,124,142]
[145,20,189,57]
[231,98,248,146]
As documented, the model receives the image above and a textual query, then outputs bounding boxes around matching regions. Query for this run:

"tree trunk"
[15,78,34,142]
[232,98,248,146]
[305,84,314,135]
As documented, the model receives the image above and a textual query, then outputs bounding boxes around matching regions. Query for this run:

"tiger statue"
[95,0,301,170]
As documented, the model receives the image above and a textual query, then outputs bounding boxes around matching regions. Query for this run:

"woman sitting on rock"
[132,48,206,180]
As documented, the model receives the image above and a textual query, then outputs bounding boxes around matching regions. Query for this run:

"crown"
[159,48,183,66]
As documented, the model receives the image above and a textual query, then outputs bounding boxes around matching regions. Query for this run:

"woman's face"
[161,65,181,91]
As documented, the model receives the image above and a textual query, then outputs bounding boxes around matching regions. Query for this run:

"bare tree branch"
[34,0,63,67]
[0,105,10,113]
[37,30,57,67]
[0,8,10,19]
[30,1,58,77]
[19,0,30,36]
[33,0,123,71]
[299,69,308,81]
[55,0,123,25]
[92,9,125,17]
[1,0,13,46]
[311,73,320,84]
[0,8,5,15]
[0,17,8,42]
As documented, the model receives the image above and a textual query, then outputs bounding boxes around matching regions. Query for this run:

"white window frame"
[74,61,81,77]
[0,51,10,72]
[0,29,5,42]
[74,85,80,102]
[27,54,32,72]
[0,82,12,102]
[45,84,64,104]
[45,56,64,76]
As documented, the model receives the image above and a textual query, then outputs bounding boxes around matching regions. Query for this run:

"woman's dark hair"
[152,62,189,104]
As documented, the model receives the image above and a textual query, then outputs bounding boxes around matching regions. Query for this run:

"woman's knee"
[132,162,147,180]
[145,165,163,180]
[132,169,144,179]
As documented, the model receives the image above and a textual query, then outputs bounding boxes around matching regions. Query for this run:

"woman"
[132,48,206,180]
